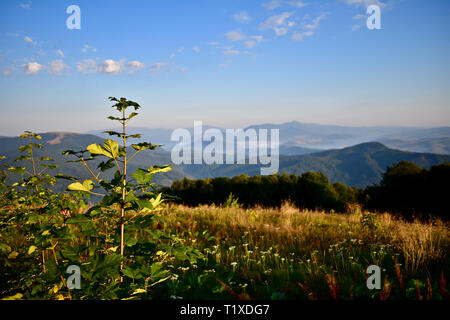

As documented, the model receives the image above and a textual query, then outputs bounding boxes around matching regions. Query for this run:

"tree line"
[165,161,450,220]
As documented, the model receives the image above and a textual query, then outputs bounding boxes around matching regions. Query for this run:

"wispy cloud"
[225,30,245,42]
[81,44,96,53]
[262,0,283,10]
[125,61,145,74]
[76,59,97,74]
[352,14,366,31]
[259,12,295,36]
[303,14,326,30]
[149,62,170,72]
[56,49,65,58]
[23,62,44,75]
[24,36,36,45]
[223,47,240,56]
[244,35,264,48]
[232,11,250,23]
[49,60,69,75]
[193,46,200,53]
[290,1,307,8]
[292,14,326,41]
[19,1,31,10]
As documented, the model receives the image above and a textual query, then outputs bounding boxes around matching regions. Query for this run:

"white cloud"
[352,24,363,31]
[19,2,31,9]
[274,27,288,36]
[125,61,145,74]
[260,12,295,36]
[193,46,200,53]
[223,47,240,56]
[81,44,97,53]
[56,49,64,58]
[149,62,169,72]
[262,0,282,10]
[178,47,185,53]
[226,31,245,42]
[76,59,97,74]
[49,60,69,75]
[291,30,313,40]
[232,11,250,23]
[24,36,36,45]
[98,59,122,74]
[208,41,220,46]
[244,35,263,48]
[179,67,188,73]
[290,1,307,8]
[292,14,326,40]
[23,62,44,75]
[303,14,326,31]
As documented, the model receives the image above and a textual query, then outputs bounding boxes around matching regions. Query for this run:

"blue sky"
[0,0,449,135]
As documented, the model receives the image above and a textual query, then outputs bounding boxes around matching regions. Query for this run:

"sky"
[0,0,449,136]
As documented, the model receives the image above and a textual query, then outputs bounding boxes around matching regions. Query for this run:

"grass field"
[154,203,449,300]
[1,200,449,300]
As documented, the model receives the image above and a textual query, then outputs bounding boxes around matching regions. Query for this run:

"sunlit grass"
[157,203,449,300]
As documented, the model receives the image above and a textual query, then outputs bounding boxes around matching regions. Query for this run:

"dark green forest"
[166,161,450,220]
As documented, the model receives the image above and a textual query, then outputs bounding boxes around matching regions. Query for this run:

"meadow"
[147,203,449,300]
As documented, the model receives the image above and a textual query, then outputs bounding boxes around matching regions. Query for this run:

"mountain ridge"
[1,133,449,189]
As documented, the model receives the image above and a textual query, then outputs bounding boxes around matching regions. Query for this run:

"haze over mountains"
[1,122,450,189]
[89,121,450,155]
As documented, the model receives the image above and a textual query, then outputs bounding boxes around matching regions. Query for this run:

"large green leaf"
[68,180,94,192]
[87,139,119,158]
[131,168,153,185]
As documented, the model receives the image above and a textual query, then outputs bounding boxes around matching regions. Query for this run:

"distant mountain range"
[0,133,185,191]
[89,121,450,155]
[2,130,450,189]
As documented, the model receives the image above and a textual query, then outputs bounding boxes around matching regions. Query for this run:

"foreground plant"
[1,98,201,300]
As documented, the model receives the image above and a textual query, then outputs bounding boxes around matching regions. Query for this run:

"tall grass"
[156,202,449,300]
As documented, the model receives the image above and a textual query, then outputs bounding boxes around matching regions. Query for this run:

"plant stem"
[119,108,127,283]
[29,136,38,192]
